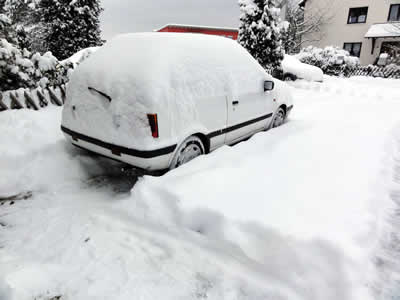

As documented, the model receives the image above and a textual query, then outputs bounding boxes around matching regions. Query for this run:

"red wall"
[158,26,238,40]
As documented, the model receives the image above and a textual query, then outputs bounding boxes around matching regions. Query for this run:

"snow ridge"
[371,124,400,300]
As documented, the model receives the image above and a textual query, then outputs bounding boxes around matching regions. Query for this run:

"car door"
[225,80,275,144]
[195,94,228,151]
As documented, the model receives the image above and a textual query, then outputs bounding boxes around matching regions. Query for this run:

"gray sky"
[100,0,240,40]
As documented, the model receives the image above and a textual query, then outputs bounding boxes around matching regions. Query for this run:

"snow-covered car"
[281,55,323,82]
[61,47,99,68]
[61,33,293,172]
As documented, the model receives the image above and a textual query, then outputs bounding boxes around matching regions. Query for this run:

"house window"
[347,7,368,24]
[388,4,400,22]
[344,43,362,57]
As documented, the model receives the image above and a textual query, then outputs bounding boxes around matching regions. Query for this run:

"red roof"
[155,23,238,33]
[155,24,239,40]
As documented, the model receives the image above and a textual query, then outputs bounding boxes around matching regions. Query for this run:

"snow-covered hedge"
[0,39,73,91]
[295,46,360,75]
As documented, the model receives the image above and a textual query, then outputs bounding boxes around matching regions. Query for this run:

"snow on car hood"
[62,33,269,149]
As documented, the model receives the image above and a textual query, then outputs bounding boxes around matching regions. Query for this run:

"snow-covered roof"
[365,22,400,38]
[155,23,238,32]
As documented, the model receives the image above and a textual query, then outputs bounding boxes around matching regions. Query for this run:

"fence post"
[36,89,48,108]
[10,92,23,109]
[24,90,39,111]
[0,93,8,111]
[47,87,63,106]
[60,85,66,103]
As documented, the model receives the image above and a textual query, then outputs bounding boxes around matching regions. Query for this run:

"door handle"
[232,101,239,105]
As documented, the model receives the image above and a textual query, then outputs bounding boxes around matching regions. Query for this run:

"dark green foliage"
[38,0,104,60]
[0,0,36,49]
[238,0,284,69]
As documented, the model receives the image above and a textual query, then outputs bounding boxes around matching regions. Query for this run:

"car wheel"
[170,136,205,169]
[272,107,286,128]
[284,74,296,82]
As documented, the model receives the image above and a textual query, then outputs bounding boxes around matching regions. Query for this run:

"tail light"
[147,114,159,138]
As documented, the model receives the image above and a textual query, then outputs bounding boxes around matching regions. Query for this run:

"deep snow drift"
[1,76,400,300]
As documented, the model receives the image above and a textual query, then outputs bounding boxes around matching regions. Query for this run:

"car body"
[281,55,324,82]
[61,33,293,171]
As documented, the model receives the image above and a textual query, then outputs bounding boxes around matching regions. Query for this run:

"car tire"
[271,107,286,128]
[284,73,296,82]
[170,136,205,169]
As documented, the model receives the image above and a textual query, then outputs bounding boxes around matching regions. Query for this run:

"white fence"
[0,86,66,112]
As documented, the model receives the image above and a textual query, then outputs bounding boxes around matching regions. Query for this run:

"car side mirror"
[264,80,274,92]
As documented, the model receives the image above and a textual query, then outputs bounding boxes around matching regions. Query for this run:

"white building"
[301,0,400,65]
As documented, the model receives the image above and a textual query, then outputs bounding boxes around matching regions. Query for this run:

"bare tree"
[282,0,333,53]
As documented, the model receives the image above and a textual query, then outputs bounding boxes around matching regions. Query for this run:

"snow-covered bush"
[38,0,103,60]
[296,46,360,73]
[0,11,16,44]
[1,0,38,50]
[0,38,72,91]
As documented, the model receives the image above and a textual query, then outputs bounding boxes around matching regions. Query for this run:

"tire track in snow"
[372,125,400,300]
[290,77,399,103]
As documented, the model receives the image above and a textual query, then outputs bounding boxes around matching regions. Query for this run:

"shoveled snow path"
[1,76,400,300]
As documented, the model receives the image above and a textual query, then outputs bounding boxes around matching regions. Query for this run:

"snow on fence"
[0,86,66,112]
[324,64,400,79]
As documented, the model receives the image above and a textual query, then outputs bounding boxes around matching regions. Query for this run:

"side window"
[388,4,400,22]
[347,7,368,24]
[344,43,362,57]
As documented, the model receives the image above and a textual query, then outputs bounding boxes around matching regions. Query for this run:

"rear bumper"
[61,126,176,170]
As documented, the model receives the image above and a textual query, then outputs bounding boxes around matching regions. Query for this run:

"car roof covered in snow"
[69,32,268,106]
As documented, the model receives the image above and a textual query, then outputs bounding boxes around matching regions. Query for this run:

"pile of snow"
[281,54,323,81]
[70,32,265,101]
[1,77,400,300]
[0,278,14,300]
[62,32,272,149]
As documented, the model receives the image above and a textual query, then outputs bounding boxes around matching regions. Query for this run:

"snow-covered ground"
[1,76,400,300]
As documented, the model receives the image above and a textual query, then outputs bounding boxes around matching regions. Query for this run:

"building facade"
[302,0,400,65]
